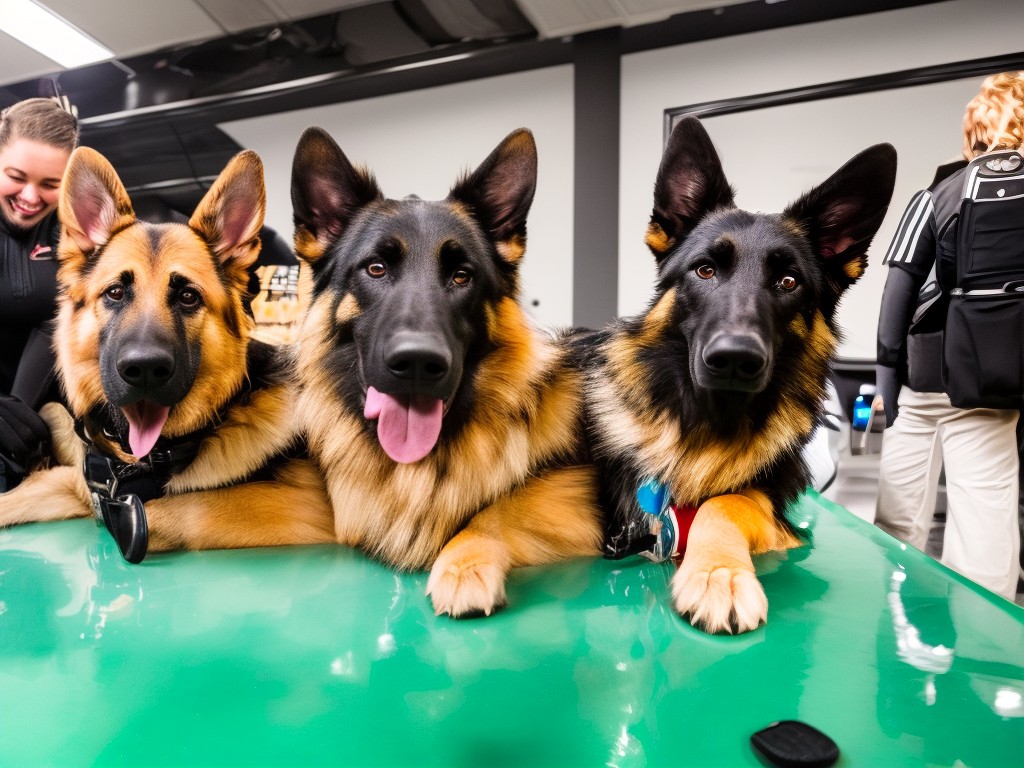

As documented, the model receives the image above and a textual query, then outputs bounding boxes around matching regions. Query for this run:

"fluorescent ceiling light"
[0,0,113,68]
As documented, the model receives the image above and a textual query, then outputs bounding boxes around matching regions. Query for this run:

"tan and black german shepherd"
[0,147,334,557]
[289,127,603,617]
[578,117,897,633]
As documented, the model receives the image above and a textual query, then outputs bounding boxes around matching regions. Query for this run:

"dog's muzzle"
[383,331,452,393]
[697,333,771,392]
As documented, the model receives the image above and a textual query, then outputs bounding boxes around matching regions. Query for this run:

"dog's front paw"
[426,539,509,618]
[671,555,767,634]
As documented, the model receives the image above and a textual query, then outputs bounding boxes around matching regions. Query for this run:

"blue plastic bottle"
[851,383,876,431]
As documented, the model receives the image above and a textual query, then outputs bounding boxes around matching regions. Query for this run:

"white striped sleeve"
[883,190,934,266]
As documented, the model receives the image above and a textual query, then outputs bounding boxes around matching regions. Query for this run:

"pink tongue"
[122,401,171,458]
[364,386,443,464]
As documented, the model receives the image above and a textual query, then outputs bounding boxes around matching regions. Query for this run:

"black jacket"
[876,160,967,391]
[0,211,61,405]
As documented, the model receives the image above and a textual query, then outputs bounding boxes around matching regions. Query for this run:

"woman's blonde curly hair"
[962,71,1024,159]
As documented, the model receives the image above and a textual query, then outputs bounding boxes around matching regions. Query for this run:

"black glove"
[0,394,51,487]
[874,365,900,428]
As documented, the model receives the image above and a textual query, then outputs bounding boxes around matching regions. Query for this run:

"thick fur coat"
[290,127,602,616]
[0,147,334,551]
[575,117,897,633]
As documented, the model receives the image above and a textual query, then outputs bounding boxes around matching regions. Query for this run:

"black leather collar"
[76,409,212,503]
[76,411,214,564]
[72,339,280,563]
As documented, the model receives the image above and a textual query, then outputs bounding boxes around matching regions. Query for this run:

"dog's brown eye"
[695,263,716,279]
[104,285,125,302]
[178,288,201,307]
[367,262,387,278]
[452,269,472,287]
[778,275,799,292]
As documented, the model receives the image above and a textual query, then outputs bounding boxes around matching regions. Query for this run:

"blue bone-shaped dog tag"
[635,478,679,562]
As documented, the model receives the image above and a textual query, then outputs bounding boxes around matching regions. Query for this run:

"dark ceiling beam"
[79,37,573,133]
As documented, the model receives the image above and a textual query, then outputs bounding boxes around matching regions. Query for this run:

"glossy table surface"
[1,492,1022,767]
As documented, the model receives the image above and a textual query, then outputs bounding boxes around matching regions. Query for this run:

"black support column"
[572,29,621,329]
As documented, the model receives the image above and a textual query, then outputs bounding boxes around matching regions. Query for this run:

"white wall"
[687,77,981,357]
[218,0,1024,355]
[620,0,1024,359]
[220,65,575,330]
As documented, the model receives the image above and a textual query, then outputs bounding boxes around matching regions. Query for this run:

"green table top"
[1,492,1022,768]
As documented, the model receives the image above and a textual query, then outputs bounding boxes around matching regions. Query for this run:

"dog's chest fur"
[587,314,835,506]
[297,303,585,570]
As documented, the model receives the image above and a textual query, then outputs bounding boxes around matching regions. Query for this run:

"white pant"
[875,387,1020,600]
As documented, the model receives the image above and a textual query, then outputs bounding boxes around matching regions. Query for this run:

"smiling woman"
[0,97,79,490]
[0,137,67,228]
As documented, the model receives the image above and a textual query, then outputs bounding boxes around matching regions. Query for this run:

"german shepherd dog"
[290,127,603,617]
[579,117,896,633]
[0,147,335,557]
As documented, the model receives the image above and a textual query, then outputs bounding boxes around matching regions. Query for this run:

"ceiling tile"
[517,0,750,36]
[516,0,623,38]
[0,31,68,88]
[261,0,381,22]
[40,0,225,58]
[615,0,748,24]
[194,0,282,33]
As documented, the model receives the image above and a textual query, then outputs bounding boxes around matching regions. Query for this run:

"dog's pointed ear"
[647,116,735,263]
[783,143,897,295]
[448,128,537,268]
[58,146,136,263]
[291,126,382,265]
[189,150,266,285]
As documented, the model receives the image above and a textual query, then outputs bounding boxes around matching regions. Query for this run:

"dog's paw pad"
[426,559,507,618]
[671,563,767,634]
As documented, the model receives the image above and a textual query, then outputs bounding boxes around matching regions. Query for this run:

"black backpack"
[939,149,1024,408]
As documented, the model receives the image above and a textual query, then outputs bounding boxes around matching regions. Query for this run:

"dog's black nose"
[117,346,176,389]
[385,333,451,383]
[702,335,768,381]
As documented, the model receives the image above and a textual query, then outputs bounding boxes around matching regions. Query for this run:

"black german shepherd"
[290,127,602,617]
[577,117,897,633]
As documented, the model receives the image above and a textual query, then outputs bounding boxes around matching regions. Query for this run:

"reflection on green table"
[1,492,1022,767]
